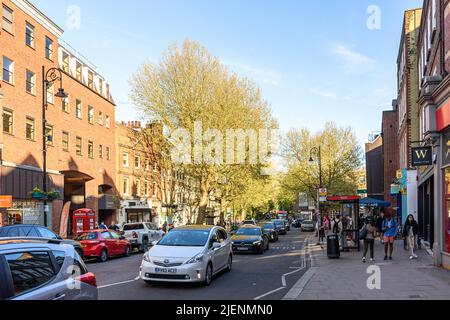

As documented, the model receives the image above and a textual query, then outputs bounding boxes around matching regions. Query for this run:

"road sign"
[318,188,327,202]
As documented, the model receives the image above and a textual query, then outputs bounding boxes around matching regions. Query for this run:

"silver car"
[0,238,98,300]
[140,226,233,286]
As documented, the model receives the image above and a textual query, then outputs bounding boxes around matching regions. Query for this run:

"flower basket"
[46,191,60,201]
[31,192,45,199]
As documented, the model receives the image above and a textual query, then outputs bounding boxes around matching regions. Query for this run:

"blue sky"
[33,0,423,146]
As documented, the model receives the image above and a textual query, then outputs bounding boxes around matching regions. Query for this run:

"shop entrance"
[418,179,434,248]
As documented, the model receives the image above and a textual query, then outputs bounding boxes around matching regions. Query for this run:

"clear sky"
[32,0,423,146]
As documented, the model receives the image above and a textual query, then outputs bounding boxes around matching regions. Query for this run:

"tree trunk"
[196,178,208,224]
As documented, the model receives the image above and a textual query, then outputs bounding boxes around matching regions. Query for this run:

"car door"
[145,223,155,240]
[101,231,116,256]
[110,231,126,254]
[217,229,230,268]
[4,250,67,300]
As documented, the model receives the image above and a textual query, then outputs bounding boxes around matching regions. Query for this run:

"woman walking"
[382,213,398,261]
[403,214,419,260]
[361,218,377,263]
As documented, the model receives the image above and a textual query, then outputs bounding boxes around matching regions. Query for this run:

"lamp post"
[309,146,323,239]
[42,66,68,227]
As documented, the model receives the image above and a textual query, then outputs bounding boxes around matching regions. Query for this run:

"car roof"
[174,225,216,231]
[0,224,47,229]
[0,238,72,253]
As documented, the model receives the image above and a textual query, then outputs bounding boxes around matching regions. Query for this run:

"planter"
[46,192,60,201]
[31,192,45,199]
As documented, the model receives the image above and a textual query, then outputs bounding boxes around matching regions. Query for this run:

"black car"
[272,219,287,235]
[257,222,279,242]
[293,219,302,228]
[231,226,269,254]
[0,224,84,258]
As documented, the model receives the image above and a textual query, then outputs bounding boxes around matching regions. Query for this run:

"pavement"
[87,228,313,300]
[284,237,450,300]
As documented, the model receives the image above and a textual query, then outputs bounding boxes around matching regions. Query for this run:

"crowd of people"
[315,209,421,263]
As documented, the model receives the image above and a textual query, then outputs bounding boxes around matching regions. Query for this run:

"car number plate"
[237,247,249,251]
[155,268,177,274]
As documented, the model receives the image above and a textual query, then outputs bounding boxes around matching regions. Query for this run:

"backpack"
[333,220,341,234]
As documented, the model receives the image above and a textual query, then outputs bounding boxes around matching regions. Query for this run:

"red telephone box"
[72,209,96,235]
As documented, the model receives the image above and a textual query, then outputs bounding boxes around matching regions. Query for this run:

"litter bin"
[327,234,340,259]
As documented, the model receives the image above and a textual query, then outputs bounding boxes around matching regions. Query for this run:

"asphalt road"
[86,228,313,300]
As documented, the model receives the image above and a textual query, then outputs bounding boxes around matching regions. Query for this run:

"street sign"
[318,188,327,202]
[412,147,432,166]
[0,196,12,208]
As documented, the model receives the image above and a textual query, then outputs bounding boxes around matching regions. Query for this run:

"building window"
[99,145,103,158]
[135,156,141,169]
[98,78,103,94]
[2,5,13,34]
[123,178,129,196]
[45,37,53,60]
[106,147,110,160]
[62,97,69,113]
[136,180,141,197]
[88,106,94,124]
[88,141,94,159]
[26,117,35,141]
[3,109,13,134]
[2,56,14,84]
[87,71,94,89]
[123,153,129,167]
[76,62,82,81]
[62,131,69,151]
[105,84,110,99]
[76,137,82,156]
[25,22,34,48]
[76,100,82,119]
[45,125,53,146]
[105,115,110,128]
[26,69,35,95]
[62,52,70,73]
[98,111,103,125]
[153,162,157,172]
[46,82,54,105]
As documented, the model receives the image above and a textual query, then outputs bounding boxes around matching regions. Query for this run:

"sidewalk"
[289,238,450,300]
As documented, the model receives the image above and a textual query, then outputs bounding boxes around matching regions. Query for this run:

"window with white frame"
[45,37,53,60]
[2,56,14,84]
[98,111,103,125]
[105,115,110,128]
[62,52,70,73]
[145,181,150,196]
[76,100,82,119]
[2,5,13,34]
[26,69,35,95]
[25,22,34,47]
[76,62,82,81]
[46,82,54,105]
[123,153,129,167]
[135,156,141,169]
[136,180,141,197]
[123,177,129,196]
[88,106,94,124]
[2,109,13,134]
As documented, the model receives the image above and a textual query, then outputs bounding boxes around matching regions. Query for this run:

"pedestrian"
[324,215,331,236]
[318,217,325,243]
[99,221,108,230]
[376,211,385,244]
[360,217,377,263]
[332,215,344,250]
[403,214,419,260]
[382,213,398,261]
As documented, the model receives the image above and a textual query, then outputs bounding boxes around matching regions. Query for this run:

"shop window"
[445,168,450,253]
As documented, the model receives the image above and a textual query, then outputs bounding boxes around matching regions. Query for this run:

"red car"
[75,230,132,262]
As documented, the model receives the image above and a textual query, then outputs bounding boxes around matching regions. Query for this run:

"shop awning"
[359,197,391,208]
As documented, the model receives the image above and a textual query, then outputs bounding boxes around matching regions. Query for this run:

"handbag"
[359,227,368,240]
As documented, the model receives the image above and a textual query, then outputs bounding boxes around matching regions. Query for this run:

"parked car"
[257,222,279,242]
[123,222,165,252]
[272,219,287,235]
[301,220,315,232]
[0,224,84,258]
[75,230,131,262]
[140,225,232,286]
[231,225,270,254]
[0,238,97,300]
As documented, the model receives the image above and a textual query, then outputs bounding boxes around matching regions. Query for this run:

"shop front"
[121,199,154,224]
[441,128,450,267]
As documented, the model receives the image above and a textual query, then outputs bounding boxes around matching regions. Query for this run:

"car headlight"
[186,253,204,264]
[143,253,152,263]
[253,241,262,245]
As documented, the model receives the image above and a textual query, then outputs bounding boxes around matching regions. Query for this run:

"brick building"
[365,134,384,201]
[0,0,116,234]
[416,0,450,269]
[381,102,399,208]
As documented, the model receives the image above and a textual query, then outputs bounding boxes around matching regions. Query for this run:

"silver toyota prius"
[140,225,233,286]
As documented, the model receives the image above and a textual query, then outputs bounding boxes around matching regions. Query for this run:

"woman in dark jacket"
[403,214,419,260]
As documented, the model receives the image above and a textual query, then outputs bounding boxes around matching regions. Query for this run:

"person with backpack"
[382,213,398,261]
[360,217,377,263]
[403,214,419,260]
[332,215,344,250]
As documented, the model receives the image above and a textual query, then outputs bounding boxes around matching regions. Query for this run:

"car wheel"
[203,263,213,286]
[98,249,108,263]
[140,238,149,253]
[226,255,232,272]
[124,246,131,257]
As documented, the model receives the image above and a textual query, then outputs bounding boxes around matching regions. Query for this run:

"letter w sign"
[412,147,432,166]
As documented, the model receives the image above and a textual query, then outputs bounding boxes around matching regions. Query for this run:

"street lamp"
[42,66,68,227]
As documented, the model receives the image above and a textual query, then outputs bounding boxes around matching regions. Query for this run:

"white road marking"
[98,279,138,289]
[282,267,305,286]
[253,287,286,300]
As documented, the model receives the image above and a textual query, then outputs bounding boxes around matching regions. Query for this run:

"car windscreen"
[260,224,274,229]
[123,224,144,231]
[75,233,98,241]
[273,221,284,226]
[236,228,261,236]
[157,230,210,247]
